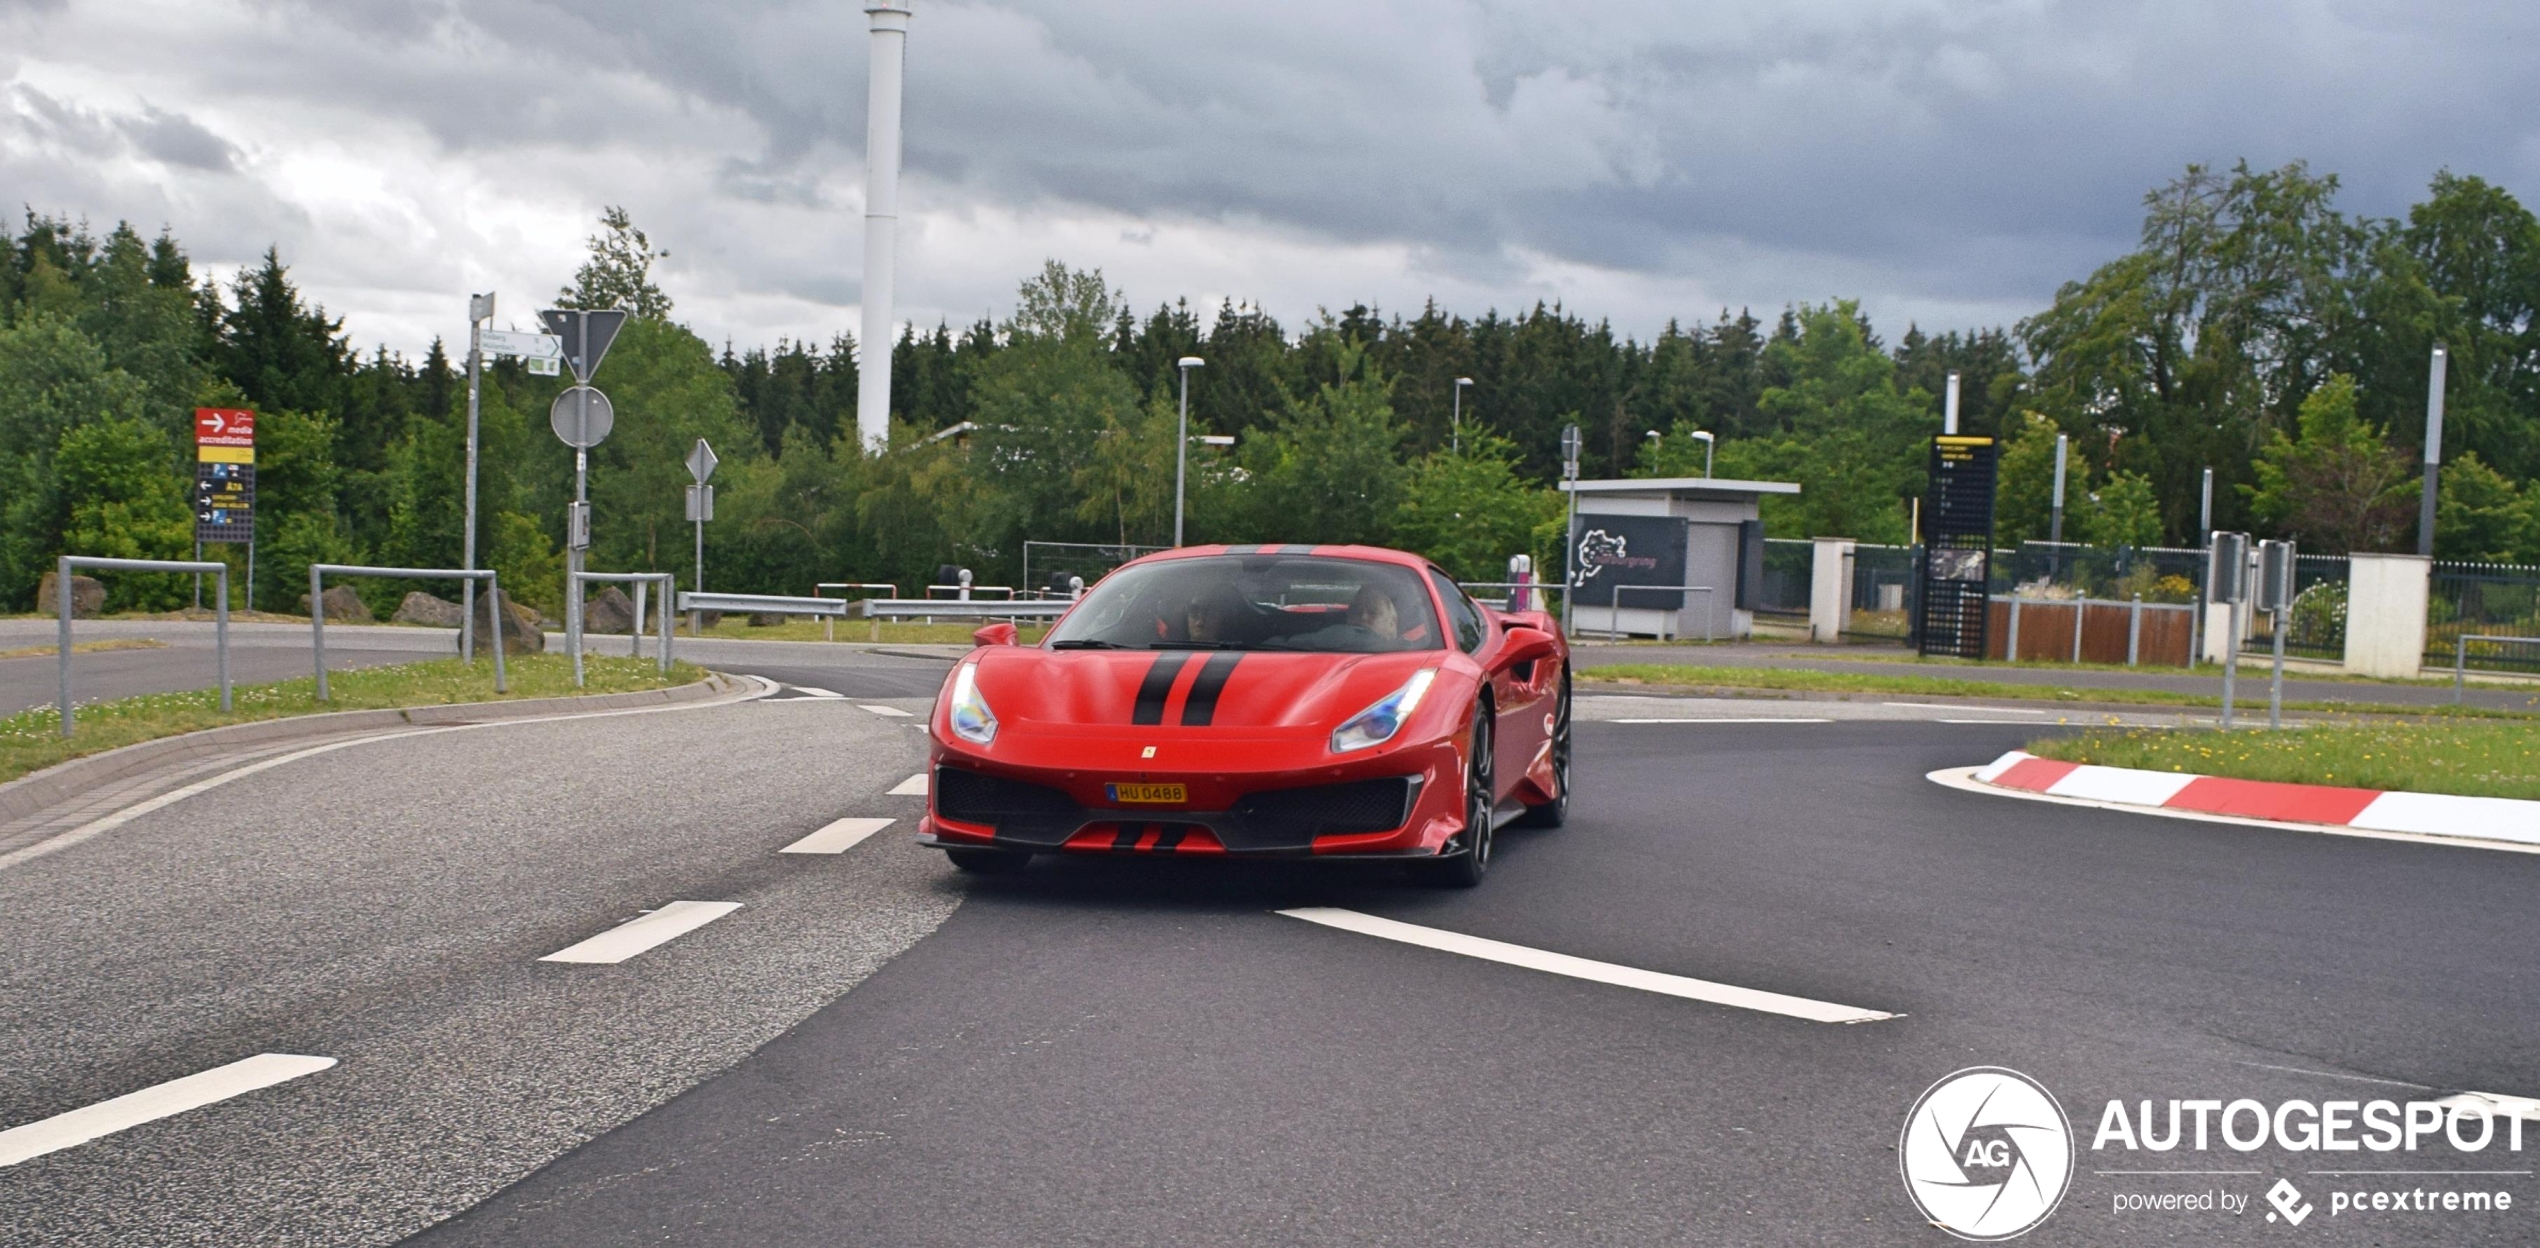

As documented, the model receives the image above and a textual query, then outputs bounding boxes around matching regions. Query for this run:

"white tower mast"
[857,2,911,452]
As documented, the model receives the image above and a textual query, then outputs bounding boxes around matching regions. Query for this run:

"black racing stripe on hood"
[1179,652,1243,726]
[1131,652,1193,725]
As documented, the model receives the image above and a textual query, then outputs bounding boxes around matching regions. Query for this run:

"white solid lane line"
[539,900,742,964]
[1886,702,2048,713]
[781,817,895,854]
[1938,719,2062,725]
[888,772,928,796]
[1611,717,1834,725]
[1276,907,1896,1025]
[858,704,913,717]
[0,1053,335,1168]
[2437,1091,2540,1122]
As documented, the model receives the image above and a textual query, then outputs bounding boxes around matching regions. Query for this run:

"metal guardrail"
[56,555,233,736]
[925,583,1016,600]
[677,591,854,618]
[814,583,900,641]
[856,598,1072,621]
[1458,581,1567,612]
[311,564,507,701]
[2455,634,2540,703]
[569,570,674,684]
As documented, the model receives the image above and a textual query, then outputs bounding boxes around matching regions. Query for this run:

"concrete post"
[1808,538,1856,643]
[2342,553,2432,678]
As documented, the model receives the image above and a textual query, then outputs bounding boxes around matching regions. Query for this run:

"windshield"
[1045,555,1444,653]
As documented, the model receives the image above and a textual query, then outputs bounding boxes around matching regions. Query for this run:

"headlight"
[947,662,998,745]
[1330,669,1437,754]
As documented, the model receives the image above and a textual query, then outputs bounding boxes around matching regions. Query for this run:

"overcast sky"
[5,0,2537,360]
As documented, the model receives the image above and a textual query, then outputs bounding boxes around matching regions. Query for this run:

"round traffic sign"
[549,386,614,448]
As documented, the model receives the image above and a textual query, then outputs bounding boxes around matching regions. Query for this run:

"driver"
[1184,582,1251,643]
[1346,583,1401,638]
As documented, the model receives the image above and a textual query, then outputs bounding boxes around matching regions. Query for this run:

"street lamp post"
[1175,356,1204,546]
[2419,343,2448,557]
[1689,430,1715,478]
[461,291,493,661]
[1451,377,1473,454]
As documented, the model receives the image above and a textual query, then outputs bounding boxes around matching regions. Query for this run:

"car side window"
[1428,570,1486,654]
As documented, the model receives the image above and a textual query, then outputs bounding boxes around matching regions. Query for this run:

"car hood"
[971,646,1444,733]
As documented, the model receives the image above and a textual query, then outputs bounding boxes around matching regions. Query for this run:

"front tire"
[1427,705,1495,888]
[945,846,1032,875]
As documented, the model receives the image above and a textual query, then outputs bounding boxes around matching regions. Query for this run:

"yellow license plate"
[1106,782,1186,804]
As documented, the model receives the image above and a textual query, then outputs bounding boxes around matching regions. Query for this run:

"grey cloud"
[127,105,239,170]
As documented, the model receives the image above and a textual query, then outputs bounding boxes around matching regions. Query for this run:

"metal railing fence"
[310,564,506,701]
[56,555,232,736]
[568,571,674,684]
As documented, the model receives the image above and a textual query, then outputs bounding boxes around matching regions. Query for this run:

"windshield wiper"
[1049,639,1130,649]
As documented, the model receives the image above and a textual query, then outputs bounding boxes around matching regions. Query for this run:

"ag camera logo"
[1901,1067,2075,1240]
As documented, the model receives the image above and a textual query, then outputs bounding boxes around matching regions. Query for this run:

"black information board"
[1917,436,1997,659]
[195,461,255,544]
[1568,513,1688,609]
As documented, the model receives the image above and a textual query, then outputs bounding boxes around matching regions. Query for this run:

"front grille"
[935,767,1084,844]
[1232,777,1417,841]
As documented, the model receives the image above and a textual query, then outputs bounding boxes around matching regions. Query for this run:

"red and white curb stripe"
[1968,751,2540,848]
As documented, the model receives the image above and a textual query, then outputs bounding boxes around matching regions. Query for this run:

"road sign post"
[2256,538,2296,729]
[192,408,256,610]
[686,439,718,636]
[2209,532,2251,729]
[540,308,629,687]
[1560,424,1581,637]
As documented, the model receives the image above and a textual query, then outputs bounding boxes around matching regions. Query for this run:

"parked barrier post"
[2006,597,2023,662]
[2071,600,2085,664]
[2456,635,2467,704]
[2128,595,2142,666]
[312,564,508,702]
[56,555,236,735]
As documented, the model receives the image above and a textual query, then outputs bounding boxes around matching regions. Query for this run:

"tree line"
[6,159,2538,616]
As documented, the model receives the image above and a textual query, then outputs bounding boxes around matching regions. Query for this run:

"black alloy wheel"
[1429,704,1494,888]
[1515,667,1571,829]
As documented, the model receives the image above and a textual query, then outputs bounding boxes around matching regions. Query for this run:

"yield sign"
[686,438,718,484]
[536,308,629,384]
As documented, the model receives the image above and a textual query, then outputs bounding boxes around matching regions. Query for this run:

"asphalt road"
[6,654,2535,1245]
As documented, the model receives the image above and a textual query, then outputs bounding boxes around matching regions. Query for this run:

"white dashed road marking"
[0,1053,336,1167]
[781,817,895,854]
[1611,717,1833,725]
[1938,719,2062,725]
[889,773,929,796]
[791,686,845,699]
[1276,907,1896,1024]
[1887,702,2047,714]
[539,901,743,964]
[858,704,913,717]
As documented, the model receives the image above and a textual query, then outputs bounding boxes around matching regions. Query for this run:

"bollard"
[2127,594,2142,666]
[2006,597,2023,662]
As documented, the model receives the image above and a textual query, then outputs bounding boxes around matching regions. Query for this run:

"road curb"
[1965,749,2540,847]
[0,673,736,823]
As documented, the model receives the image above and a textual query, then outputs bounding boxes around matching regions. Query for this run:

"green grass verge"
[0,654,704,787]
[1578,663,2533,718]
[2025,722,2540,800]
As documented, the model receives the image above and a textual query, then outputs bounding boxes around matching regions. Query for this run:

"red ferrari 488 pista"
[917,545,1571,887]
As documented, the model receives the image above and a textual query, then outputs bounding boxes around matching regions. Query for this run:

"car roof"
[1126,544,1433,571]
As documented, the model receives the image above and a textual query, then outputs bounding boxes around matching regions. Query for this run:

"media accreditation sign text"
[1900,1064,2528,1239]
[194,407,254,545]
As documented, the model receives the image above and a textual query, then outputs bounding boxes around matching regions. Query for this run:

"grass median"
[0,654,705,787]
[1578,662,2533,718]
[2024,722,2540,801]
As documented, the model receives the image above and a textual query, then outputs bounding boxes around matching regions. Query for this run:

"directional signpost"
[686,438,717,635]
[481,328,562,375]
[194,408,256,607]
[539,308,629,685]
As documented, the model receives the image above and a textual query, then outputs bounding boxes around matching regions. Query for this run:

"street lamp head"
[1645,430,1661,442]
[1198,435,1235,447]
[1455,376,1474,386]
[1689,430,1715,444]
[1178,356,1205,369]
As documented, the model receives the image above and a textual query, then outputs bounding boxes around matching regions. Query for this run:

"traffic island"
[0,654,710,792]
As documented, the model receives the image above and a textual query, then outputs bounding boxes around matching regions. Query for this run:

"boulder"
[392,591,464,627]
[583,586,636,635]
[749,612,788,627]
[299,584,374,622]
[692,609,723,630]
[36,572,106,618]
[456,589,546,655]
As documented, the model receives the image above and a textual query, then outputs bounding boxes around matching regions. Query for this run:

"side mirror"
[972,622,1018,647]
[1499,625,1558,668]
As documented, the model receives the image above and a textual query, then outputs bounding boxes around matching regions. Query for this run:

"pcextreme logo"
[1899,1067,2076,1240]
